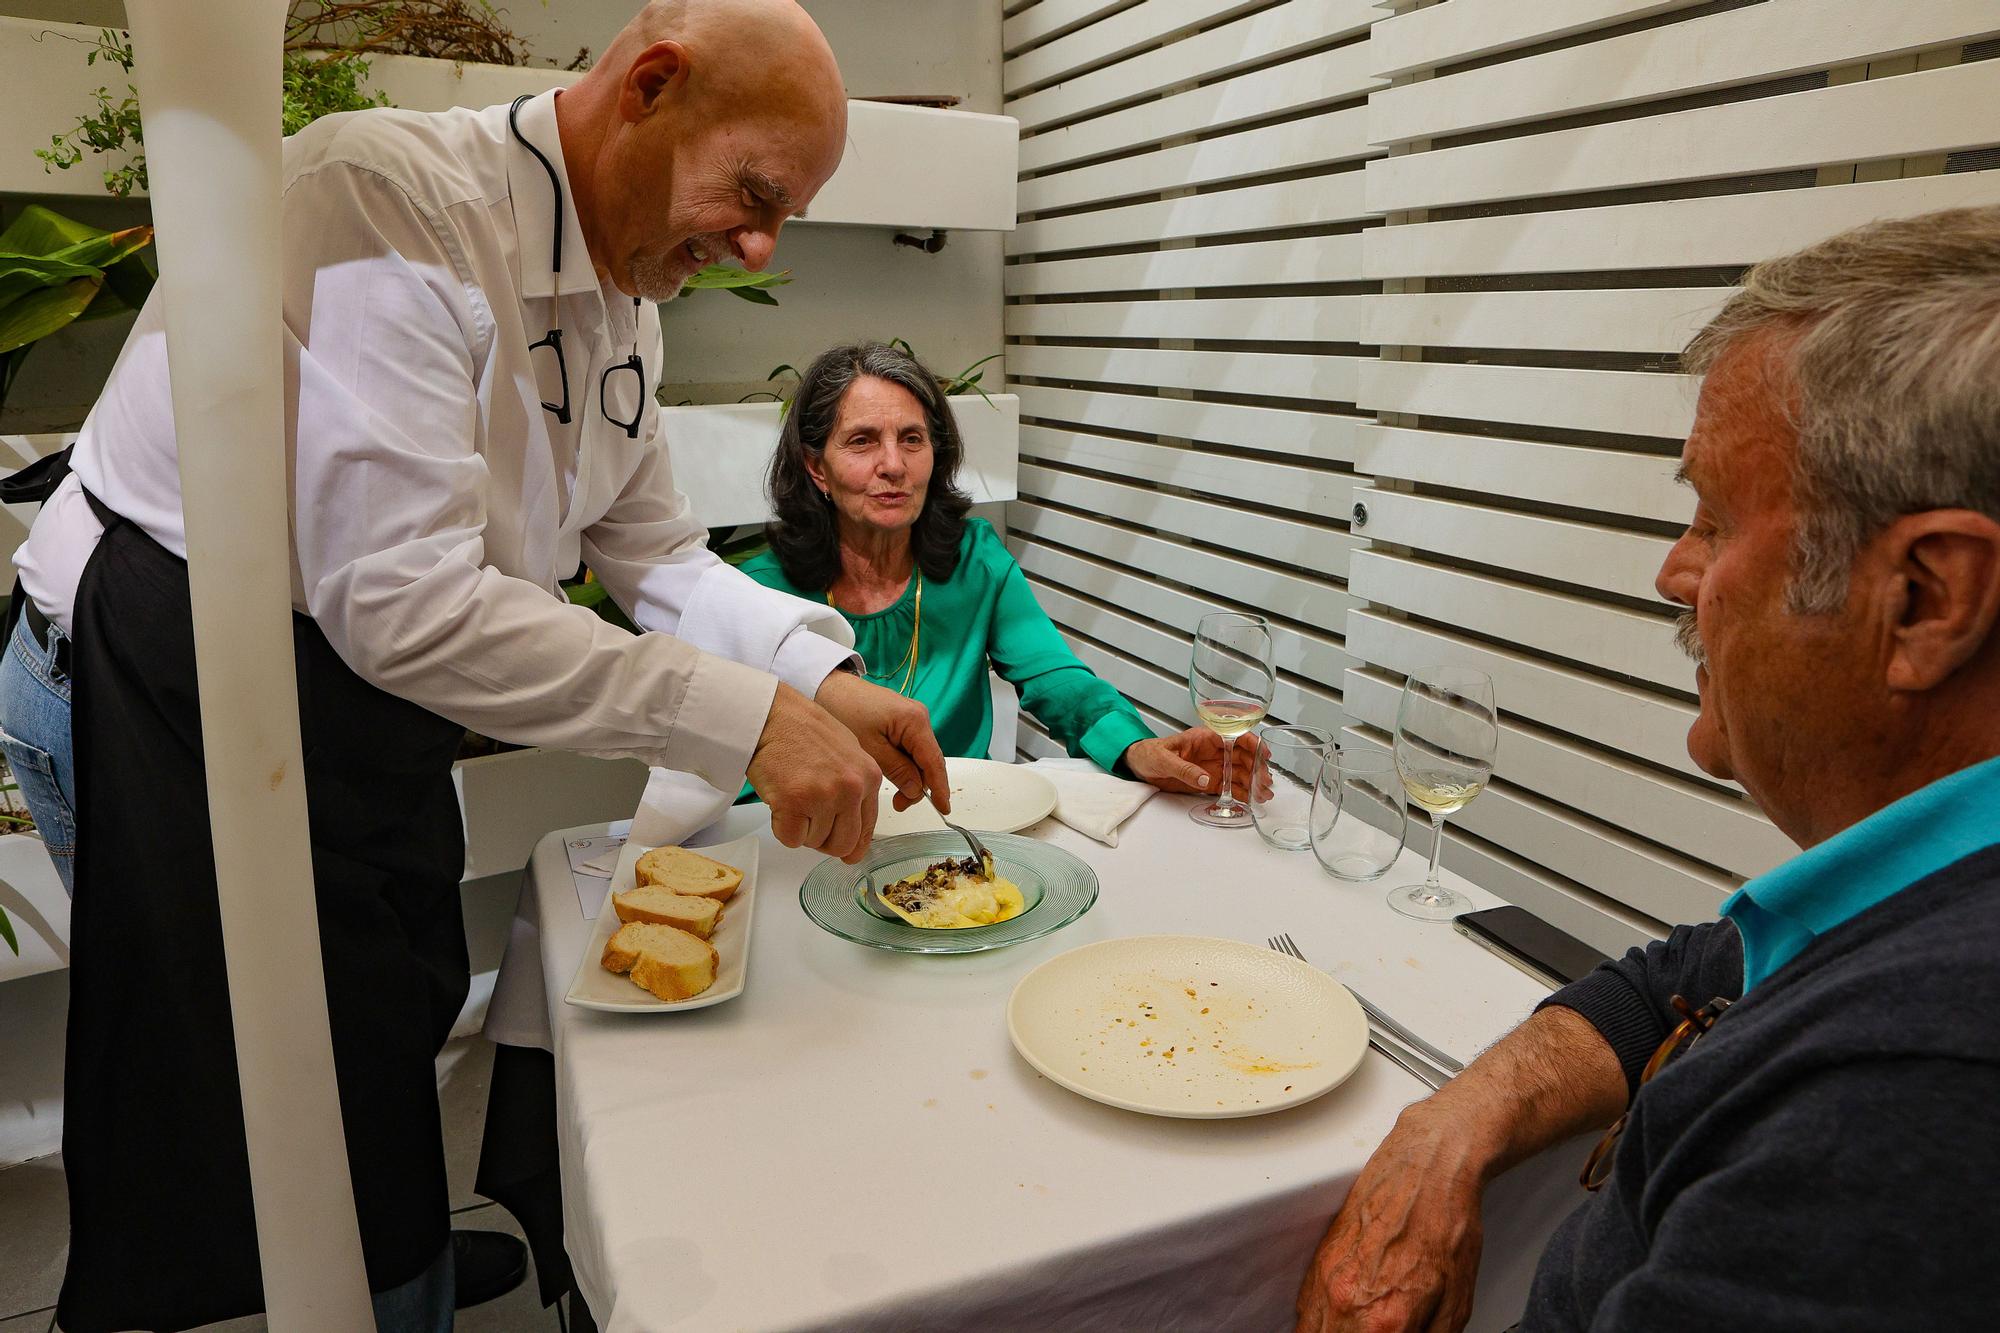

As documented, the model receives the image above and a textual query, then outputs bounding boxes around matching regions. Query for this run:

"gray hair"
[1683,204,2000,613]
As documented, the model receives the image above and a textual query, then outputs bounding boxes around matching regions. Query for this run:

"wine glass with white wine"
[1389,666,1498,921]
[1188,611,1275,829]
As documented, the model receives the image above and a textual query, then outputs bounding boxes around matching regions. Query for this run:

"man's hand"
[1122,727,1258,797]
[814,670,952,814]
[1295,1102,1487,1333]
[1294,1005,1627,1333]
[746,682,883,863]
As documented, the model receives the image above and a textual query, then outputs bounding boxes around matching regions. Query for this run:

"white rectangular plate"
[563,832,761,1013]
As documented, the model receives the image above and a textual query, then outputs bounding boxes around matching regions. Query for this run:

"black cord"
[509,93,564,278]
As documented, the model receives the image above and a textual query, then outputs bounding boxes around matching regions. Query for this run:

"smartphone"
[1453,905,1611,990]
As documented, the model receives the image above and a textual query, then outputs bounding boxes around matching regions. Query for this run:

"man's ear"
[622,40,692,121]
[1879,509,2000,692]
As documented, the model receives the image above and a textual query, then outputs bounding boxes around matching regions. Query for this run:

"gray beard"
[627,248,689,302]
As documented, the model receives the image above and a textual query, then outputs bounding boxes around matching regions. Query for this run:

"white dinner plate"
[564,832,760,1013]
[1007,935,1369,1119]
[870,756,1058,838]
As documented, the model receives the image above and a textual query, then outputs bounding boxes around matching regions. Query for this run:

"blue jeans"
[0,608,78,894]
[0,609,454,1329]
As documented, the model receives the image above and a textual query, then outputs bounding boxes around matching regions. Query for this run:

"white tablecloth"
[488,794,1593,1332]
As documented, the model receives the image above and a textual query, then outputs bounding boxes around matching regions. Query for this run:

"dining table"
[481,781,1599,1332]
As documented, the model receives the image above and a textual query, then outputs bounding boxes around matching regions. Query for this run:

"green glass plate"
[799,830,1099,954]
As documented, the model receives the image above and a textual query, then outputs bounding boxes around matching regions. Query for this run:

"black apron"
[57,492,470,1332]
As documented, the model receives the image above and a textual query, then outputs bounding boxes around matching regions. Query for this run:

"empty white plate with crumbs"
[1007,935,1369,1118]
[565,833,760,1013]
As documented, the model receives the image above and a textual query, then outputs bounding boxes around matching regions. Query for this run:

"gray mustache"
[1674,611,1706,667]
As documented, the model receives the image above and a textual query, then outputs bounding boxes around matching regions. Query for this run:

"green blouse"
[739,519,1155,773]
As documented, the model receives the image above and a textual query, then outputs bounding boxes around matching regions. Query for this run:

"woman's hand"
[1122,728,1257,796]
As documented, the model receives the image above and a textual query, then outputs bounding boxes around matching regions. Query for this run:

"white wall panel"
[1351,424,1691,525]
[1369,0,1709,78]
[1020,108,1372,213]
[1338,1,2000,940]
[1019,44,1380,173]
[1010,0,1372,130]
[1358,289,1731,355]
[1007,344,1364,403]
[1369,0,2000,147]
[1362,171,2000,279]
[1357,363,1698,442]
[1366,59,2000,214]
[1018,385,1364,465]
[1007,0,1995,945]
[1006,235,1363,296]
[1009,173,1368,254]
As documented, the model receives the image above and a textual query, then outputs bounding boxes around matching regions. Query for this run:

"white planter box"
[0,20,1018,231]
[664,392,1020,528]
[0,831,68,986]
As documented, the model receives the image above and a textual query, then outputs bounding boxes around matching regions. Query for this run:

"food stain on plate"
[1087,971,1323,1085]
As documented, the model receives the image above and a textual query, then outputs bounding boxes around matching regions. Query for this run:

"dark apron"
[57,492,470,1332]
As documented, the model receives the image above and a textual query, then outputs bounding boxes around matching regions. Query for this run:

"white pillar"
[122,3,373,1325]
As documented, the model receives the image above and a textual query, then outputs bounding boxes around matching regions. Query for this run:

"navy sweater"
[1522,843,2000,1331]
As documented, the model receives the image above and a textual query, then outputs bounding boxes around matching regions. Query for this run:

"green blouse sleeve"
[982,537,1155,774]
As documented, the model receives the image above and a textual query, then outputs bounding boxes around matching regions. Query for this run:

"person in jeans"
[1293,206,2000,1331]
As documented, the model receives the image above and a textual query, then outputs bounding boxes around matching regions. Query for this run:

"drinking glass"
[1389,666,1499,921]
[1187,612,1275,829]
[1249,725,1332,850]
[1310,745,1408,881]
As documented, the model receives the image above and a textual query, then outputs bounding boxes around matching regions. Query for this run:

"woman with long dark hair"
[741,341,1248,791]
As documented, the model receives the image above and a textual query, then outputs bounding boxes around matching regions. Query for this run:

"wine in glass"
[1188,611,1275,829]
[1388,666,1498,921]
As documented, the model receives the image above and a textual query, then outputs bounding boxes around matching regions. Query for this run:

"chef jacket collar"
[505,89,603,301]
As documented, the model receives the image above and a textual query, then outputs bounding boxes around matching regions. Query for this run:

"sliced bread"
[601,922,718,1001]
[612,884,721,938]
[635,845,743,902]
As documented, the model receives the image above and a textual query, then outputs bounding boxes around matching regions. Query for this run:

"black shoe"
[453,1228,529,1309]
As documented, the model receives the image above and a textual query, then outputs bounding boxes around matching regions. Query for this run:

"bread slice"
[612,884,721,938]
[601,922,718,1001]
[635,845,743,902]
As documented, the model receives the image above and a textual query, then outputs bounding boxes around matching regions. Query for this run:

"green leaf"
[88,246,156,316]
[728,286,780,306]
[0,902,16,955]
[0,255,105,309]
[0,276,104,353]
[562,579,611,609]
[0,203,105,254]
[680,264,792,292]
[767,364,799,382]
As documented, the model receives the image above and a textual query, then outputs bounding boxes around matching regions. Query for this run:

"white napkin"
[629,766,735,851]
[1029,757,1158,847]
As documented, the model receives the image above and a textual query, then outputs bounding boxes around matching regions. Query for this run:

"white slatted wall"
[1002,0,2000,954]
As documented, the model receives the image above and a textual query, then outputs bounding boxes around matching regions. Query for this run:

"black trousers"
[58,494,470,1331]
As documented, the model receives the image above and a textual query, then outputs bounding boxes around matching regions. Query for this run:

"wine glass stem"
[1216,732,1237,812]
[1425,812,1447,891]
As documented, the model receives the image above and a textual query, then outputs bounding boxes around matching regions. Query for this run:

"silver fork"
[1267,934,1458,1090]
[940,816,995,878]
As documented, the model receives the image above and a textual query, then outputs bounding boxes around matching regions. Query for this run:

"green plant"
[34,29,145,198]
[0,205,156,419]
[765,340,1004,409]
[37,29,393,199]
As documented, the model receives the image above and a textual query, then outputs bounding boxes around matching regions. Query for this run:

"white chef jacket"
[14,91,853,793]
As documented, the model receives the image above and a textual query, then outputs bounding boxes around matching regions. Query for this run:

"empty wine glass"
[1187,612,1275,829]
[1388,666,1498,921]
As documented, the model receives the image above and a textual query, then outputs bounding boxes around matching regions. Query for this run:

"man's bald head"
[557,0,848,298]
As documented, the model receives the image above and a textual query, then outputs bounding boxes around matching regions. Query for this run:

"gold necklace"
[829,570,922,696]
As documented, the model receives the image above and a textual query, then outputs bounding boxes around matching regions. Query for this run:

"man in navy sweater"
[1295,206,2000,1332]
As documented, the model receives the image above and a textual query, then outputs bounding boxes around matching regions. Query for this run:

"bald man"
[4,4,945,1329]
